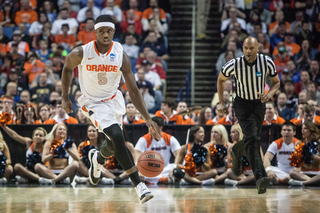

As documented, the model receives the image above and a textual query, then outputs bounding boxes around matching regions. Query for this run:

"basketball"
[137,151,165,177]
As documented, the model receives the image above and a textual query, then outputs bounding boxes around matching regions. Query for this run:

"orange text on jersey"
[86,64,118,72]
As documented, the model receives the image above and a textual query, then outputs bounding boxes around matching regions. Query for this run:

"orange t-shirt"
[0,43,6,55]
[217,116,239,125]
[14,8,38,25]
[23,60,45,83]
[55,34,76,47]
[269,21,290,33]
[206,117,218,125]
[77,30,97,45]
[142,8,166,20]
[43,116,79,124]
[16,120,38,124]
[123,116,146,125]
[272,42,301,57]
[263,115,285,125]
[154,110,179,124]
[274,55,290,74]
[290,116,300,123]
[176,115,195,125]
[293,116,320,125]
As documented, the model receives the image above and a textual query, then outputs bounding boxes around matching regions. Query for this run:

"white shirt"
[101,6,122,22]
[29,21,43,34]
[135,71,162,87]
[122,44,139,59]
[220,18,246,32]
[77,6,101,23]
[53,113,69,124]
[51,18,79,36]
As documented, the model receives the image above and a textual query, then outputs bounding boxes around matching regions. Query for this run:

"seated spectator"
[221,29,242,51]
[220,7,246,39]
[60,0,78,19]
[257,33,270,55]
[274,45,290,74]
[246,10,267,35]
[31,60,59,88]
[7,31,30,57]
[136,68,155,97]
[43,100,78,124]
[284,79,298,110]
[32,21,56,49]
[290,102,306,123]
[78,9,95,32]
[206,104,226,125]
[146,50,166,79]
[290,11,312,36]
[303,0,318,23]
[119,25,142,45]
[135,46,162,70]
[222,23,247,49]
[121,8,143,36]
[141,0,167,32]
[295,21,316,46]
[2,68,28,95]
[211,79,234,107]
[269,10,290,37]
[51,8,78,36]
[298,91,308,104]
[55,24,76,51]
[272,32,300,58]
[295,70,309,94]
[293,40,316,72]
[283,60,300,84]
[307,81,320,106]
[75,108,91,124]
[253,1,271,26]
[51,52,64,77]
[143,7,168,35]
[198,106,212,125]
[263,102,285,125]
[42,1,57,23]
[17,22,33,47]
[23,53,45,84]
[29,11,49,36]
[122,34,140,60]
[123,101,146,124]
[135,60,162,90]
[307,99,319,116]
[293,104,320,125]
[5,82,20,103]
[77,0,100,23]
[217,103,238,125]
[309,60,320,87]
[154,97,178,124]
[215,41,243,74]
[19,90,33,105]
[0,1,15,27]
[138,81,156,112]
[140,31,168,60]
[35,40,51,63]
[16,104,37,124]
[30,72,55,103]
[101,0,122,24]
[0,96,15,124]
[175,101,195,125]
[122,0,148,12]
[122,0,142,21]
[270,21,287,50]
[76,18,96,46]
[277,92,294,120]
[14,0,38,25]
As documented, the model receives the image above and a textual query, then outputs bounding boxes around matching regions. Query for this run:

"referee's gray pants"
[232,97,267,181]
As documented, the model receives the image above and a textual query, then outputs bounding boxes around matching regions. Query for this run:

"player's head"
[94,15,116,46]
[188,125,205,143]
[281,121,296,140]
[302,104,315,122]
[243,37,259,63]
[151,116,164,133]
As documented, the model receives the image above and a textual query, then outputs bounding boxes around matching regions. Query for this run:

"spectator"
[307,99,319,115]
[269,10,290,37]
[75,108,91,124]
[55,24,76,51]
[277,92,293,120]
[279,69,292,91]
[246,10,267,35]
[135,46,162,70]
[175,101,195,125]
[293,104,320,125]
[298,91,308,104]
[7,30,30,57]
[122,0,148,12]
[273,32,300,58]
[35,40,51,63]
[122,0,142,21]
[29,11,49,36]
[78,9,95,31]
[290,11,312,35]
[141,18,165,44]
[135,60,161,90]
[60,0,78,19]
[295,21,315,46]
[5,82,20,103]
[0,96,15,124]
[253,1,271,26]
[123,101,146,124]
[222,22,247,48]
[14,0,38,25]
[284,79,299,110]
[309,60,320,87]
[43,100,78,124]
[16,104,37,124]
[17,22,33,47]
[206,104,226,125]
[303,0,318,23]
[101,0,122,23]
[215,41,243,74]
[141,0,167,31]
[135,69,155,112]
[211,79,234,107]
[77,0,100,23]
[294,70,309,94]
[31,60,59,88]
[307,81,320,105]
[154,97,178,124]
[220,7,246,38]
[76,18,97,46]
[122,34,140,59]
[23,53,45,84]
[119,24,141,45]
[274,45,290,74]
[257,32,270,55]
[270,21,287,49]
[290,102,305,123]
[140,31,168,60]
[198,106,212,125]
[42,0,57,23]
[293,40,315,72]
[263,102,285,125]
[36,104,50,123]
[146,50,166,79]
[221,29,242,51]
[2,68,28,95]
[51,8,78,36]
[30,72,55,103]
[280,60,300,84]
[32,21,55,49]
[121,8,143,35]
[51,52,64,77]
[144,7,168,35]
[217,103,238,125]
[0,55,13,79]
[0,1,15,27]
[54,80,62,95]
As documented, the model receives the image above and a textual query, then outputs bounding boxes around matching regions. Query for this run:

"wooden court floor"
[0,184,319,213]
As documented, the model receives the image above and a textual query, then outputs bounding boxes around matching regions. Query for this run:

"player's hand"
[217,103,227,114]
[62,97,73,114]
[267,170,277,181]
[146,119,161,141]
[257,92,271,103]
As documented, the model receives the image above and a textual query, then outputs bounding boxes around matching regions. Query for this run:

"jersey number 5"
[98,73,108,85]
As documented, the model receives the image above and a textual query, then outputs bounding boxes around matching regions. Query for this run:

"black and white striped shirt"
[221,54,277,100]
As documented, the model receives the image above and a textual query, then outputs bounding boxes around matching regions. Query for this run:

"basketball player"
[61,15,161,203]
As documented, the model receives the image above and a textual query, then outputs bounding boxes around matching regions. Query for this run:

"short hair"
[162,97,176,109]
[126,101,133,106]
[86,18,95,22]
[152,116,164,127]
[266,101,276,109]
[60,7,68,12]
[282,121,296,131]
[95,15,115,24]
[302,104,315,114]
[308,81,318,89]
[61,23,69,29]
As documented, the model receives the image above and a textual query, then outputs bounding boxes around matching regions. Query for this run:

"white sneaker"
[88,149,102,185]
[16,175,28,183]
[289,179,304,186]
[0,177,7,184]
[201,178,215,186]
[135,182,154,204]
[61,177,70,184]
[75,176,89,184]
[179,179,189,185]
[39,177,53,185]
[121,179,133,185]
[101,177,115,185]
[224,178,238,186]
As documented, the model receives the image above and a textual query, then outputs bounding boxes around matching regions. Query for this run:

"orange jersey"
[16,119,38,124]
[123,116,146,125]
[290,116,300,123]
[269,21,290,33]
[43,116,79,124]
[23,60,45,83]
[176,115,194,125]
[14,8,38,25]
[293,116,320,125]
[206,117,219,125]
[77,30,97,45]
[55,34,76,47]
[217,115,238,125]
[263,114,285,125]
[142,8,166,20]
[154,110,179,124]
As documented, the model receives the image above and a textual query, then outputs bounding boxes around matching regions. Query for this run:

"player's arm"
[121,52,161,140]
[61,47,83,113]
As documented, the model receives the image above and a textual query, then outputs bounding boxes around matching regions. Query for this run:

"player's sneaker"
[61,177,70,184]
[230,150,242,176]
[135,182,154,204]
[256,177,269,194]
[289,179,304,186]
[88,149,102,185]
[101,177,115,185]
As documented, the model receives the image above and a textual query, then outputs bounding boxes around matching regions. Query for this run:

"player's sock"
[128,171,141,187]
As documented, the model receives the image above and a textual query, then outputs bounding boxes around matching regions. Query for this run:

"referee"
[217,37,280,194]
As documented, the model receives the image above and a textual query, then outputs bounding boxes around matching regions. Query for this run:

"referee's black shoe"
[230,149,242,176]
[256,177,269,194]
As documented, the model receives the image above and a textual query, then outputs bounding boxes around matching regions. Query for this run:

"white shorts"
[78,90,125,131]
[270,166,289,179]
